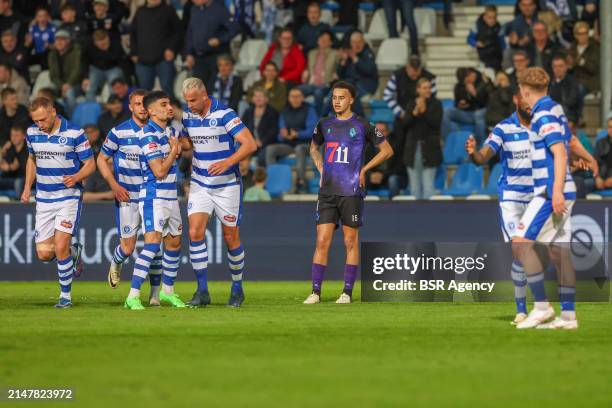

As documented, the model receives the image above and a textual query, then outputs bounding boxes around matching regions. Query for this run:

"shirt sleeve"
[484,126,503,154]
[26,133,34,154]
[140,133,164,162]
[536,115,565,147]
[101,129,119,157]
[178,118,188,139]
[222,110,246,138]
[74,131,93,162]
[365,122,385,146]
[312,119,324,146]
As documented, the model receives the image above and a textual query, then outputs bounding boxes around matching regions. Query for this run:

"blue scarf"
[213,74,235,107]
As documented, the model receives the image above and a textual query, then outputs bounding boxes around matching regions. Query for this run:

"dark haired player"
[304,81,393,304]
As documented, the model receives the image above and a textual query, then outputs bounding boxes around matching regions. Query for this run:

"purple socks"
[311,263,326,294]
[343,264,358,296]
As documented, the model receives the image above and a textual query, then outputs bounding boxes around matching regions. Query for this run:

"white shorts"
[116,201,141,239]
[499,201,528,242]
[34,199,82,243]
[139,199,183,237]
[516,196,574,243]
[187,182,242,227]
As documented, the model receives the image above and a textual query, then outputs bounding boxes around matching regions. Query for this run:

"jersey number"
[326,142,349,164]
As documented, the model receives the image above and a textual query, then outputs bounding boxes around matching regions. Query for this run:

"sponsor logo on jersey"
[518,223,525,230]
[148,142,158,150]
[178,224,183,231]
[60,220,73,229]
[224,215,236,223]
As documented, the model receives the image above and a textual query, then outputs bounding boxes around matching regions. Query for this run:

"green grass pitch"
[1,281,611,407]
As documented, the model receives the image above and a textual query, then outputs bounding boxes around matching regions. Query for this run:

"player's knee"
[315,235,332,250]
[120,241,135,257]
[223,230,240,248]
[343,235,357,251]
[36,249,55,262]
[511,239,531,259]
[189,225,205,241]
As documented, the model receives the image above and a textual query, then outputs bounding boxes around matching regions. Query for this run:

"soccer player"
[304,81,393,304]
[179,77,257,308]
[465,89,534,325]
[21,97,95,308]
[124,91,185,310]
[97,89,155,290]
[513,67,578,329]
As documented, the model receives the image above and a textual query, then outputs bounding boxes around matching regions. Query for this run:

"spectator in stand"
[58,3,87,45]
[568,21,600,95]
[442,68,488,143]
[504,0,538,68]
[549,54,582,125]
[48,29,82,114]
[527,21,559,76]
[206,54,242,112]
[130,0,182,96]
[0,62,28,107]
[485,71,514,130]
[468,5,504,71]
[82,124,114,201]
[184,0,236,86]
[36,87,66,117]
[260,27,306,86]
[0,87,29,145]
[296,2,331,55]
[87,0,122,49]
[594,118,612,191]
[243,87,279,166]
[382,0,422,56]
[243,167,272,202]
[248,61,287,113]
[85,29,125,102]
[266,87,317,192]
[300,30,338,115]
[110,78,134,112]
[569,121,594,198]
[336,30,378,100]
[97,94,130,137]
[0,0,25,41]
[401,77,442,200]
[232,0,256,42]
[364,122,391,194]
[0,124,27,197]
[25,7,55,69]
[0,30,28,79]
[537,10,568,49]
[507,50,531,92]
[384,55,437,121]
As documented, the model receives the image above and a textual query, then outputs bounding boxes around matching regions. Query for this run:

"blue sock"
[113,245,128,265]
[57,256,73,299]
[149,251,163,287]
[228,245,245,293]
[162,249,180,288]
[511,260,527,314]
[559,285,576,312]
[526,271,547,302]
[190,240,209,293]
[131,243,159,291]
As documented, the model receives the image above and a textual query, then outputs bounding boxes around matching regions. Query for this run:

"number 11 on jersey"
[325,142,349,164]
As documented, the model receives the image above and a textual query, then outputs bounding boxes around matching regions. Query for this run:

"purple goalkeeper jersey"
[312,114,386,197]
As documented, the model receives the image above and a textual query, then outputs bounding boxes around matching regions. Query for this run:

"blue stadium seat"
[369,109,394,125]
[595,189,612,198]
[277,156,297,167]
[479,163,502,195]
[479,0,517,5]
[368,99,389,110]
[595,129,608,143]
[308,175,320,194]
[321,1,339,11]
[367,189,390,198]
[435,164,446,190]
[443,163,483,197]
[443,131,471,165]
[265,164,293,198]
[0,189,16,199]
[441,99,454,109]
[71,102,102,128]
[358,2,376,12]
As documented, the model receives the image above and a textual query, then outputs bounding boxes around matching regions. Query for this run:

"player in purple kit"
[304,81,393,304]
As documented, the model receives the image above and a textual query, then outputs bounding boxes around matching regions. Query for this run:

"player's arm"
[569,134,598,177]
[465,135,495,165]
[96,153,131,202]
[208,127,257,176]
[360,139,393,187]
[20,153,36,203]
[147,136,180,180]
[310,120,325,174]
[549,142,567,216]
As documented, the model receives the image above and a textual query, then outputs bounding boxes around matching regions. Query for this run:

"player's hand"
[168,136,179,152]
[208,38,220,47]
[63,175,78,188]
[589,158,599,178]
[465,135,476,155]
[112,184,130,203]
[359,169,366,188]
[552,190,566,216]
[20,188,31,204]
[164,49,175,61]
[208,159,231,176]
[185,55,195,70]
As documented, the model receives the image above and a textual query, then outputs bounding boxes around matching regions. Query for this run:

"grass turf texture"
[1,281,611,408]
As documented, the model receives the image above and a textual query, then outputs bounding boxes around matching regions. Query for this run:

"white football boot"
[303,293,320,304]
[516,306,556,329]
[335,293,351,304]
[511,312,528,326]
[536,317,578,330]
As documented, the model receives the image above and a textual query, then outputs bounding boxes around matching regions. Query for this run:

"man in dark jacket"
[0,87,30,146]
[526,21,559,76]
[85,29,125,101]
[468,5,504,71]
[242,87,279,166]
[549,54,582,125]
[0,30,28,79]
[48,30,82,114]
[206,54,243,112]
[184,0,236,86]
[401,77,442,199]
[594,118,612,191]
[130,0,182,96]
[336,31,378,98]
[296,2,331,55]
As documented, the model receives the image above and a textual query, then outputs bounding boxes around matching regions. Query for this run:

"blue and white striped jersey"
[26,116,93,203]
[180,97,246,189]
[529,96,576,200]
[484,112,534,203]
[101,118,143,203]
[138,120,178,201]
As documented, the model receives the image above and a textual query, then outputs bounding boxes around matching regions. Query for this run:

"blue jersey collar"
[532,95,551,113]
[128,118,143,132]
[147,118,165,133]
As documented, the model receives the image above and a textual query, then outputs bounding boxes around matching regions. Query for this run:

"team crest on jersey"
[34,230,39,238]
[60,220,73,229]
[158,219,165,228]
[188,201,193,209]
[209,118,218,127]
[327,128,332,134]
[349,128,356,138]
[58,136,67,145]
[123,226,131,234]
[508,222,515,231]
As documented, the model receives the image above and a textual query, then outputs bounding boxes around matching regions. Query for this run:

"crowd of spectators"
[0,0,606,201]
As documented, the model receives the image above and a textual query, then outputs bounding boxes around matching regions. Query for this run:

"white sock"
[60,292,71,300]
[150,286,161,299]
[561,310,576,320]
[128,288,140,298]
[162,283,174,295]
[534,301,550,311]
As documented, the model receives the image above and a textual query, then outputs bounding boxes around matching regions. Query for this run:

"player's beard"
[517,108,532,123]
